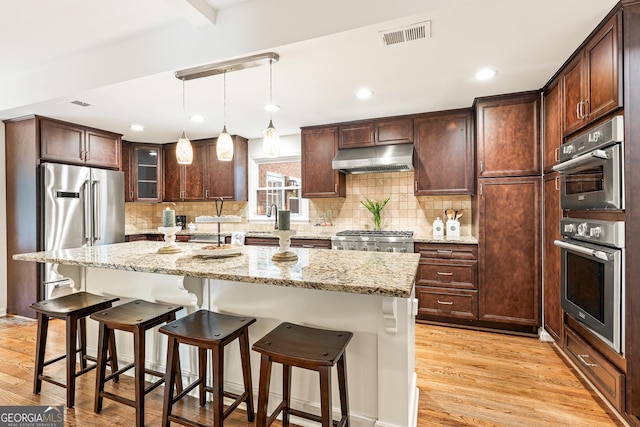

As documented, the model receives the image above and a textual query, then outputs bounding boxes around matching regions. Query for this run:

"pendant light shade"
[217,71,234,162]
[263,120,280,157]
[263,58,280,157]
[176,79,193,164]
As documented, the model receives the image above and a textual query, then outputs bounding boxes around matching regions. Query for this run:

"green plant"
[361,197,390,230]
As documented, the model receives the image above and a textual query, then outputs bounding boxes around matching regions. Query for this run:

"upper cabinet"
[40,117,121,169]
[301,126,346,198]
[475,91,541,177]
[122,142,163,202]
[413,109,474,195]
[543,78,563,174]
[163,136,248,202]
[562,12,622,136]
[338,117,413,149]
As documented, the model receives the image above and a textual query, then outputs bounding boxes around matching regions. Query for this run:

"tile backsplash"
[125,172,472,236]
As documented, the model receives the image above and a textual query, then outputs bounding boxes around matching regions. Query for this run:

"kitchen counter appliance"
[331,230,414,252]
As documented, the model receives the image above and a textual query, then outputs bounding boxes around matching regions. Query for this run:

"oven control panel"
[559,218,625,248]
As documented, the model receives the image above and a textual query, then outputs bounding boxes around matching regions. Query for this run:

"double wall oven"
[553,116,625,353]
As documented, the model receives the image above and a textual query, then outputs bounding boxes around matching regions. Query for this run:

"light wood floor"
[0,316,624,426]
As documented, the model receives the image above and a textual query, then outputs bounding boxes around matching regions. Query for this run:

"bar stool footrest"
[39,375,66,389]
[172,378,202,404]
[288,408,345,427]
[100,391,136,408]
[168,413,209,427]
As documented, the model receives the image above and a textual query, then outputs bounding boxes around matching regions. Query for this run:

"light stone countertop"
[13,241,420,298]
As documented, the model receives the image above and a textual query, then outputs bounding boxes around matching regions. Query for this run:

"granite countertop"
[413,235,478,244]
[13,241,420,298]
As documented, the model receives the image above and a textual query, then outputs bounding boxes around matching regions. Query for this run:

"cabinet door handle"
[554,147,560,163]
[437,300,454,305]
[85,150,90,161]
[479,183,483,195]
[414,180,418,192]
[576,101,581,120]
[437,272,453,276]
[437,250,453,254]
[334,183,338,193]
[577,354,598,367]
[302,245,314,248]
[205,189,209,198]
[479,160,483,172]
[130,191,134,199]
[555,175,560,191]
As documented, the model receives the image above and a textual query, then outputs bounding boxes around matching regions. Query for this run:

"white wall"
[0,122,7,315]
[246,133,301,158]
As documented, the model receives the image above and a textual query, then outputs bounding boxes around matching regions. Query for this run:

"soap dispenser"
[433,217,444,239]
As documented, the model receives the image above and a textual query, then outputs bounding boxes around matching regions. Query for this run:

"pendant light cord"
[269,59,273,121]
[182,78,187,133]
[223,70,227,127]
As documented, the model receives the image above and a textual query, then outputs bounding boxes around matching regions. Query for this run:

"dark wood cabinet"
[163,136,248,202]
[40,117,121,169]
[414,243,478,321]
[562,12,622,136]
[338,117,412,149]
[413,109,474,195]
[475,92,541,177]
[543,173,562,343]
[123,142,163,202]
[243,237,330,249]
[122,141,133,202]
[301,127,346,198]
[543,79,563,173]
[477,177,541,327]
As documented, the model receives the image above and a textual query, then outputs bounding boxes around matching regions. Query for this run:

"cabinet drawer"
[416,287,478,320]
[414,243,477,260]
[564,327,625,412]
[291,239,331,249]
[417,261,477,289]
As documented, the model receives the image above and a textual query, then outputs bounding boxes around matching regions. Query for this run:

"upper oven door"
[552,143,623,210]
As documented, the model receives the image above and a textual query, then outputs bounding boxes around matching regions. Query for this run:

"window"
[248,156,308,222]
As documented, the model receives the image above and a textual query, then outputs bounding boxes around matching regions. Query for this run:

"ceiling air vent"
[379,20,431,46]
[70,100,91,107]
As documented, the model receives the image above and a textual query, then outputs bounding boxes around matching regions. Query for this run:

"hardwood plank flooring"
[0,316,624,426]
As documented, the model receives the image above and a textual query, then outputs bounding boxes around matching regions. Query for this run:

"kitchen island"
[14,241,420,427]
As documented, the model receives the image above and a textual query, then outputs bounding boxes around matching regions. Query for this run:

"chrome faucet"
[266,204,278,229]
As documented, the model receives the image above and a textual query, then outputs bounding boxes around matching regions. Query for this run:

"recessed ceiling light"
[475,68,498,80]
[264,103,280,112]
[129,124,144,131]
[190,115,204,122]
[356,88,374,99]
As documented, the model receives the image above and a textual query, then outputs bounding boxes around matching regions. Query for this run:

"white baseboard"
[0,308,7,317]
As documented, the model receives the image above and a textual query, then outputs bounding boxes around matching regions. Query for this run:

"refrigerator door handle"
[92,179,101,243]
[83,180,91,245]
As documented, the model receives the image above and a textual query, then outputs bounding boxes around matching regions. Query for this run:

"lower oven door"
[553,143,623,210]
[554,238,622,353]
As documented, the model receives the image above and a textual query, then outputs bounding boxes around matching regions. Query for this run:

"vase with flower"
[361,197,390,231]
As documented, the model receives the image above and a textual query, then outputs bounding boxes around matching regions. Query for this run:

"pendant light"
[176,78,194,165]
[263,58,280,157]
[216,70,234,161]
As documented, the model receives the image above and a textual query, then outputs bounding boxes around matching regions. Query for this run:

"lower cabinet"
[543,173,563,342]
[478,177,541,327]
[564,326,625,412]
[244,237,331,249]
[414,243,478,321]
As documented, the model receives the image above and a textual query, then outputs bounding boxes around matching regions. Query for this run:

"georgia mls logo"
[0,406,64,427]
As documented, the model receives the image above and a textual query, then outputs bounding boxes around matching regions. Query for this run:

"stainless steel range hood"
[331,144,414,174]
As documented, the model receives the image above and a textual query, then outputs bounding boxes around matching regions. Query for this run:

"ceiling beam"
[165,0,217,26]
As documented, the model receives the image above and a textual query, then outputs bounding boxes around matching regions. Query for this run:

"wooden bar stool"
[252,322,353,427]
[91,299,183,427]
[30,292,119,408]
[159,310,256,427]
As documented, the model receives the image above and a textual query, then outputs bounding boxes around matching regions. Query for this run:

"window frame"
[247,154,308,224]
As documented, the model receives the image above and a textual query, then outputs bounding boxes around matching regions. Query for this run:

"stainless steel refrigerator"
[41,162,124,298]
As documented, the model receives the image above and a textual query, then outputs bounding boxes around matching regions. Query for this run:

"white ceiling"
[0,0,619,143]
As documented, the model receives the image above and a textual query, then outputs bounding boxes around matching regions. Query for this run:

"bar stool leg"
[66,313,79,408]
[94,323,110,413]
[33,313,49,395]
[239,330,255,421]
[256,354,273,427]
[162,336,179,427]
[282,364,291,427]
[108,330,119,383]
[198,347,207,407]
[212,343,224,427]
[319,366,332,427]
[133,327,146,427]
[337,353,350,427]
[78,317,88,370]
